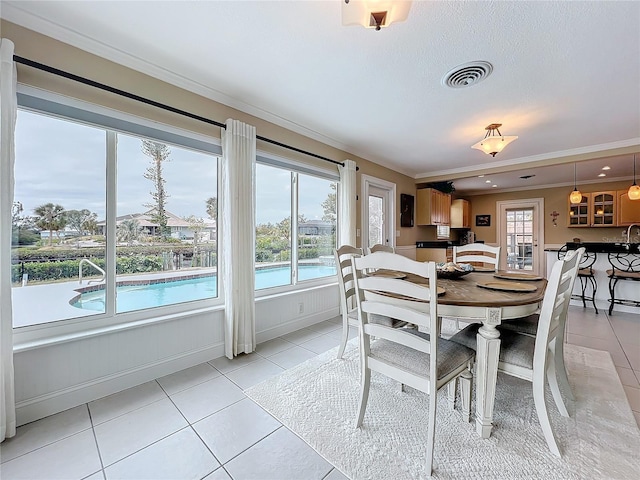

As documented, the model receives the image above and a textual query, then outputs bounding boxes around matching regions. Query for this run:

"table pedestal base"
[474,307,502,439]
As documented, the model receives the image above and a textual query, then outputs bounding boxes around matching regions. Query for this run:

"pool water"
[72,265,336,313]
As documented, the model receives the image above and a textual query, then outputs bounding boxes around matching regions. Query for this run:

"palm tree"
[34,203,65,246]
[117,219,143,246]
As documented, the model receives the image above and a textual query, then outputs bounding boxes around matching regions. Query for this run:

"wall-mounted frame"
[400,193,414,227]
[476,214,491,227]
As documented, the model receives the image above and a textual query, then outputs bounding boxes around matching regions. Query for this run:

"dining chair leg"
[336,313,349,359]
[447,380,456,410]
[460,368,473,423]
[533,368,562,457]
[425,384,438,477]
[355,366,371,428]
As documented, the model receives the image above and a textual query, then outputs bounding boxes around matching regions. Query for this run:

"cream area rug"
[246,341,640,479]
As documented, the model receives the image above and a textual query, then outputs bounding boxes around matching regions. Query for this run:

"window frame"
[12,87,340,348]
[254,153,339,296]
[13,87,223,346]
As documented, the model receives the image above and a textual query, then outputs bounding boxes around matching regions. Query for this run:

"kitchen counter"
[416,241,464,248]
[566,242,640,253]
[545,244,639,314]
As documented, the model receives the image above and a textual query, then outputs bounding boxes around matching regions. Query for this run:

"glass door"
[361,175,396,252]
[497,198,544,276]
[505,208,534,271]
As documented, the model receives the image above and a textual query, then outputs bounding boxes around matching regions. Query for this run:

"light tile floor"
[1,307,638,480]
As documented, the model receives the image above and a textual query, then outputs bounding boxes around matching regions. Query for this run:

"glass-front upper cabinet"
[591,191,616,226]
[568,193,590,227]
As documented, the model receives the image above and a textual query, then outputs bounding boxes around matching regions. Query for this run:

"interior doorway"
[361,175,396,251]
[496,198,545,276]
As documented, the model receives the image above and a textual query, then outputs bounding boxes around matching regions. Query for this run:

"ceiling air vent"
[442,61,493,88]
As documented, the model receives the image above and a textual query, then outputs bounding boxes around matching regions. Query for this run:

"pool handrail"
[79,258,106,285]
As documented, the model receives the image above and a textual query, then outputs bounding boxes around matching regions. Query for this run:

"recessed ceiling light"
[485,180,491,183]
[602,166,611,170]
[598,173,606,177]
[478,175,485,178]
[492,184,498,188]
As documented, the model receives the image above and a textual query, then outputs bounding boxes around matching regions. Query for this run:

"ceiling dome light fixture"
[628,154,640,200]
[342,0,412,31]
[569,163,583,204]
[471,123,518,157]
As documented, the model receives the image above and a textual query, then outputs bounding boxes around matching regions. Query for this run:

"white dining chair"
[351,252,475,476]
[499,247,586,403]
[453,243,500,271]
[450,247,583,457]
[368,243,395,254]
[333,246,406,359]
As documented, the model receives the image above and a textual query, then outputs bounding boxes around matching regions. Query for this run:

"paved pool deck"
[11,268,217,329]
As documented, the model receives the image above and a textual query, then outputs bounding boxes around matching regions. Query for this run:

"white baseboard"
[16,343,224,426]
[256,307,339,344]
[15,308,339,426]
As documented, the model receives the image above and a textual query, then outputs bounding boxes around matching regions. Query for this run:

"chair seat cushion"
[607,269,640,280]
[498,313,539,336]
[369,329,474,381]
[449,323,536,370]
[578,268,594,277]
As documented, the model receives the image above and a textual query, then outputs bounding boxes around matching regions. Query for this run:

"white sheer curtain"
[338,159,357,247]
[0,38,17,442]
[221,119,256,359]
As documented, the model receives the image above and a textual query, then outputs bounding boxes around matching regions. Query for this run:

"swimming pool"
[71,264,336,313]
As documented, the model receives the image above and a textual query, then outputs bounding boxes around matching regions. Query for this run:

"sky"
[14,109,335,226]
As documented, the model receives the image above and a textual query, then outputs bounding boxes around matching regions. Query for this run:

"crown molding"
[415,138,640,181]
[460,175,634,196]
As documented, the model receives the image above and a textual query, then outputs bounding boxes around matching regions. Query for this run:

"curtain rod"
[13,55,355,170]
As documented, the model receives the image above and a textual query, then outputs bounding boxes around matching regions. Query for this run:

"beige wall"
[466,180,636,245]
[2,20,421,248]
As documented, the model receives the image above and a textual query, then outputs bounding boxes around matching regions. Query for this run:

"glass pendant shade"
[342,0,412,30]
[628,155,640,200]
[471,135,518,157]
[569,189,583,204]
[471,123,517,157]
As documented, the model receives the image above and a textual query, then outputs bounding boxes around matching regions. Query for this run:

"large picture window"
[11,107,219,328]
[255,162,337,291]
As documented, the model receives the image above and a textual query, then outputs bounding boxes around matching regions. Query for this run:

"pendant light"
[628,154,640,200]
[471,123,518,157]
[569,163,582,204]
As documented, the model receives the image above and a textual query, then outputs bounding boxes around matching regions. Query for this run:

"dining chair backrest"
[351,252,439,386]
[368,244,395,254]
[351,252,473,476]
[534,247,584,373]
[334,245,363,315]
[453,243,500,269]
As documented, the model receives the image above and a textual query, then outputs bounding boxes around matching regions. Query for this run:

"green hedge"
[11,245,216,262]
[11,255,165,283]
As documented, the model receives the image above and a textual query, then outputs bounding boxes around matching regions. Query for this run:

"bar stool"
[607,252,640,315]
[558,245,598,314]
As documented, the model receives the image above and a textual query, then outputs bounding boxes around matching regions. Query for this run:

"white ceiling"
[2,0,639,186]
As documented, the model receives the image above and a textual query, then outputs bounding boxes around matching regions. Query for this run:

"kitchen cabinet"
[617,190,640,226]
[568,193,590,227]
[451,199,470,228]
[591,191,616,227]
[416,188,451,226]
[568,191,628,227]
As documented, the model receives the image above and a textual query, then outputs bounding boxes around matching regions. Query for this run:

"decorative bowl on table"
[435,262,474,279]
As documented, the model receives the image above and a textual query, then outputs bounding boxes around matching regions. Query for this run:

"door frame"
[361,174,396,250]
[496,198,545,275]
